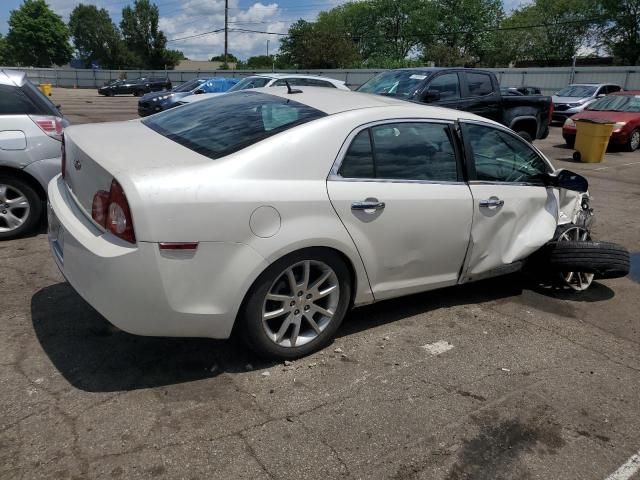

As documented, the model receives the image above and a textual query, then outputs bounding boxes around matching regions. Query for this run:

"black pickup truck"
[358,68,552,141]
[98,77,172,97]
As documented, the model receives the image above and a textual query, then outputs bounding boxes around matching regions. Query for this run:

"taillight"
[548,103,554,125]
[30,115,63,141]
[91,179,136,243]
[61,134,66,179]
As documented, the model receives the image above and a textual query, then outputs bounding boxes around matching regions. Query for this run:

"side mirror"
[422,89,441,102]
[194,89,204,95]
[547,169,588,192]
[597,93,605,98]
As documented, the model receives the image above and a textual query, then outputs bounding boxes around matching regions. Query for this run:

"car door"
[421,72,462,110]
[327,120,474,300]
[459,121,558,281]
[459,72,502,122]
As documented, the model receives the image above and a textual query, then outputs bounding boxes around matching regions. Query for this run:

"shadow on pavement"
[31,274,614,393]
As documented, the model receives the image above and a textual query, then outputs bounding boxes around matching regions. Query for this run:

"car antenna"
[284,80,302,94]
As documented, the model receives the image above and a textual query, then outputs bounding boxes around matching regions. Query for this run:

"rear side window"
[143,91,327,159]
[428,73,460,100]
[466,72,493,97]
[339,122,458,182]
[0,85,38,115]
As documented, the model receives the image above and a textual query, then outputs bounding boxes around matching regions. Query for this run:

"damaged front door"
[459,122,558,282]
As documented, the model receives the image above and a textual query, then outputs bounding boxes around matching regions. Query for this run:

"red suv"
[562,91,640,151]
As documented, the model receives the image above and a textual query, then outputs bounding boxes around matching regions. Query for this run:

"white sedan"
[178,73,350,105]
[48,87,599,359]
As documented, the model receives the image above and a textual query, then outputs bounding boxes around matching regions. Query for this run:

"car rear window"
[143,91,327,159]
[0,85,38,114]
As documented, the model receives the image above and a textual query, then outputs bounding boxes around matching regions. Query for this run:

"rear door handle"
[351,201,386,212]
[479,198,504,208]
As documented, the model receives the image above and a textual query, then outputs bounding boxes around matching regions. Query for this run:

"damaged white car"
[47,87,630,359]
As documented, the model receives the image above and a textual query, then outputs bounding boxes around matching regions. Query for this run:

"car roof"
[246,73,345,83]
[0,69,27,87]
[255,86,499,123]
[569,83,619,87]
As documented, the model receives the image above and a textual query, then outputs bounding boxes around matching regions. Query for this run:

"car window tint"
[302,78,336,88]
[143,91,326,160]
[0,85,38,115]
[339,130,374,178]
[428,73,460,100]
[607,85,621,94]
[464,123,549,183]
[466,72,493,97]
[371,123,458,181]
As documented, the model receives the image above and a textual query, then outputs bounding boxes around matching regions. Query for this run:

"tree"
[5,0,73,67]
[278,19,360,68]
[421,0,504,66]
[241,55,274,69]
[120,0,181,69]
[0,34,8,65]
[599,0,640,65]
[211,53,238,62]
[69,4,122,68]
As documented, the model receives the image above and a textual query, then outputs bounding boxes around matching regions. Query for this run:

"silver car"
[552,83,622,122]
[0,69,66,240]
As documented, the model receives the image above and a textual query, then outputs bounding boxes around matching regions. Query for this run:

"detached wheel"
[547,226,630,288]
[240,249,351,359]
[0,176,42,240]
[627,129,640,152]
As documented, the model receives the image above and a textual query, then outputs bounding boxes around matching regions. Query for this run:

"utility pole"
[224,0,229,66]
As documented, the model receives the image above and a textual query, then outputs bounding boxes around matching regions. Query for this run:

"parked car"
[552,83,622,122]
[501,86,542,96]
[179,74,350,105]
[137,77,238,117]
[48,87,628,359]
[562,91,640,151]
[358,68,553,142]
[0,69,68,240]
[98,77,172,97]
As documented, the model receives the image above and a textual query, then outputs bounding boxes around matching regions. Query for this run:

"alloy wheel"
[261,260,340,348]
[557,226,594,291]
[630,130,640,151]
[0,184,31,233]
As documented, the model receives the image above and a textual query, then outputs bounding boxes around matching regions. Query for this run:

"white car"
[49,87,609,359]
[178,73,350,105]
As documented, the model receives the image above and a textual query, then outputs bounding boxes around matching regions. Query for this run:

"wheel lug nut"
[306,294,312,299]
[294,309,300,315]
[1,210,5,214]
[290,301,295,306]
[304,305,310,311]
[297,291,303,297]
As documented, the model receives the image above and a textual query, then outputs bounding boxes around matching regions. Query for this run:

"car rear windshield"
[228,76,271,91]
[174,78,205,92]
[556,85,597,97]
[143,91,327,159]
[356,70,429,98]
[588,94,640,112]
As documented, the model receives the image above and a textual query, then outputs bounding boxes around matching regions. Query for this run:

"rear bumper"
[47,175,268,339]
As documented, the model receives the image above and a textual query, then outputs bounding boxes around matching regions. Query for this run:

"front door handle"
[351,200,386,212]
[479,197,504,208]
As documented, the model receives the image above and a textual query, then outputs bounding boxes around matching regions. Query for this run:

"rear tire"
[239,248,352,360]
[547,240,630,279]
[0,175,42,240]
[516,130,533,143]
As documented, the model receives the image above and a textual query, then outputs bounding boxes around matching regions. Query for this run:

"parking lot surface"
[1,87,639,480]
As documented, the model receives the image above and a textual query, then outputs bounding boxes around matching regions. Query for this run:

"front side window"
[463,123,549,183]
[338,122,458,182]
[144,91,326,159]
[0,85,37,115]
[228,76,270,91]
[466,72,493,97]
[427,73,460,100]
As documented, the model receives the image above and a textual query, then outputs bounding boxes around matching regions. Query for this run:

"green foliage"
[211,53,239,62]
[69,4,123,68]
[0,34,8,65]
[242,55,275,69]
[599,0,640,65]
[6,0,73,67]
[120,0,181,69]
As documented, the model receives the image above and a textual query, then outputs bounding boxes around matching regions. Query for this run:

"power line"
[167,28,224,42]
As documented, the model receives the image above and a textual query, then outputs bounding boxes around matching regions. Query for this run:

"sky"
[0,0,532,61]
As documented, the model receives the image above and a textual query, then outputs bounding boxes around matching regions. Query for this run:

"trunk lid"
[62,120,211,221]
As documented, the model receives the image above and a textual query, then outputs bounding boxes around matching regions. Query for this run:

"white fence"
[3,65,640,93]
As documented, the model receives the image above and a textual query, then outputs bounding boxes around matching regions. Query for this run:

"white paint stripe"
[604,451,640,480]
[421,340,453,355]
[593,161,640,171]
